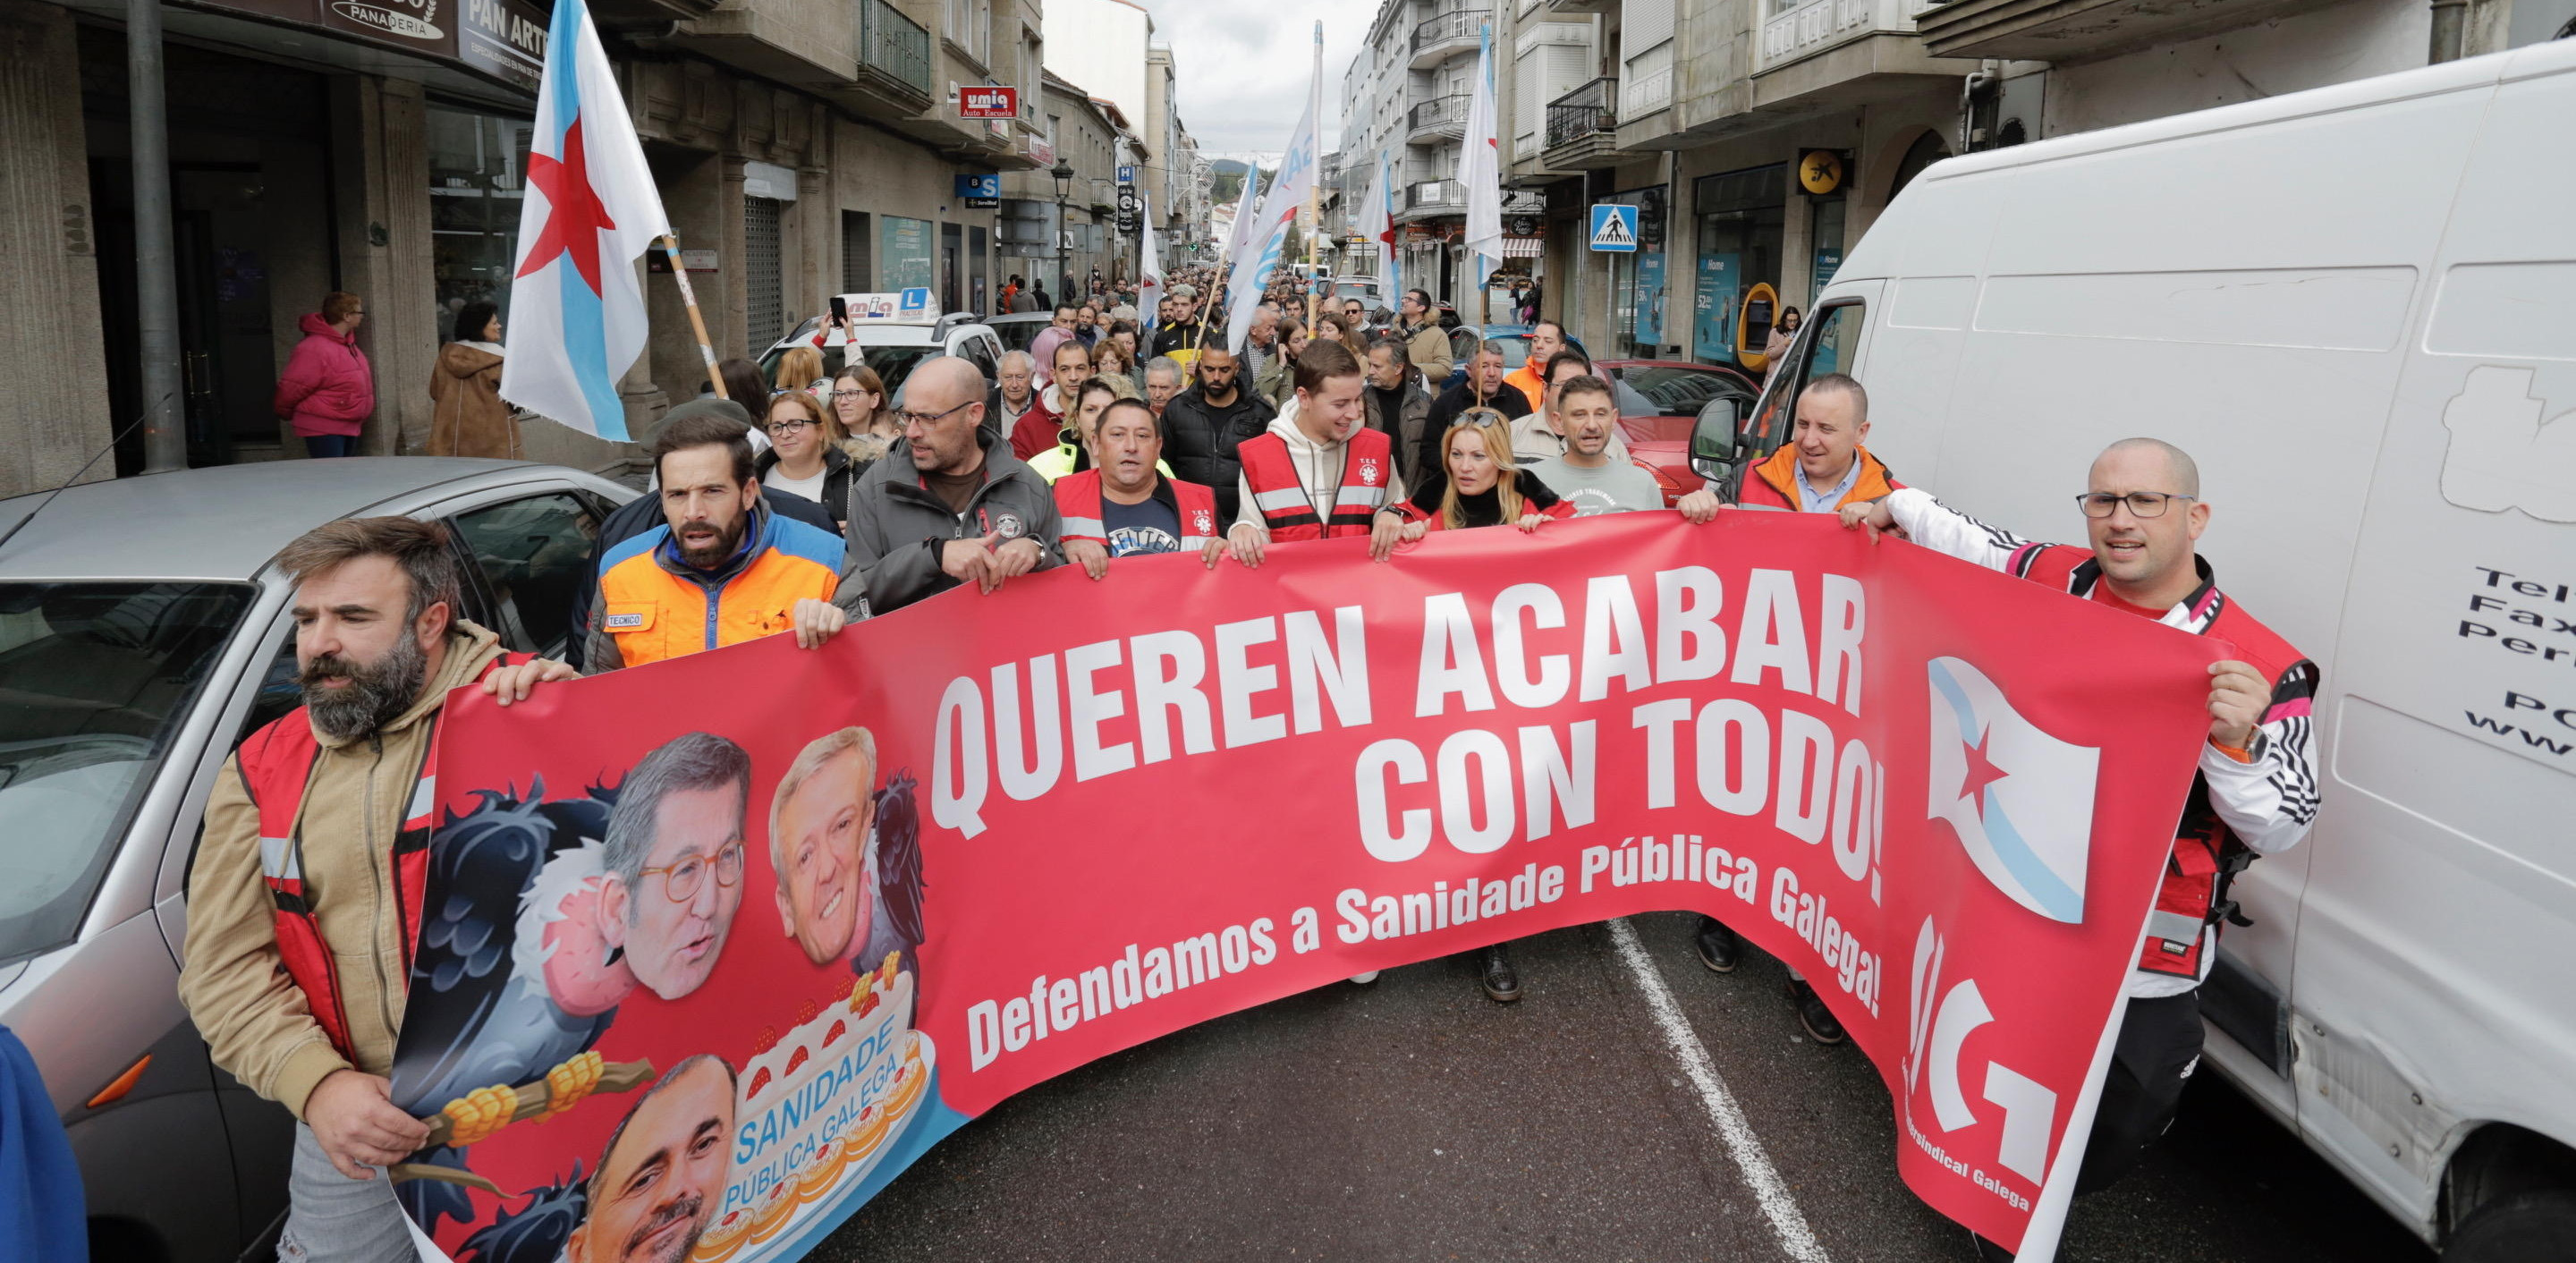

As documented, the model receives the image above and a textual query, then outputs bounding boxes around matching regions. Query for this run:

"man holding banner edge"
[1842,437,2318,1254]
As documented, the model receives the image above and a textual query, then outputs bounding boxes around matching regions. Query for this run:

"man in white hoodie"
[1206,339,1386,569]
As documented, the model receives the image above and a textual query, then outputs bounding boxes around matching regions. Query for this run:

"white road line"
[1607,917,1832,1263]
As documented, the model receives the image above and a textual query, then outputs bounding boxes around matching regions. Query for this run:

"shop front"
[1689,163,1786,376]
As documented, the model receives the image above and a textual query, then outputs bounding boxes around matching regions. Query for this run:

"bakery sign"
[386,511,2221,1262]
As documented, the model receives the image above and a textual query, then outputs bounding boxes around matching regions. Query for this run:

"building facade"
[0,0,1048,495]
[998,71,1132,301]
[1502,0,2575,370]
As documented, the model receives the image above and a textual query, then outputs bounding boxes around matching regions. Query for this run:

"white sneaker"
[1349,971,1381,984]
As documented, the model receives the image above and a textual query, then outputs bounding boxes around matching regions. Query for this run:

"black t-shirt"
[1101,493,1183,555]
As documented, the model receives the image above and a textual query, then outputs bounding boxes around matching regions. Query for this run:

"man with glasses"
[838,356,1062,615]
[1843,438,2318,1225]
[586,410,849,673]
[599,733,756,1002]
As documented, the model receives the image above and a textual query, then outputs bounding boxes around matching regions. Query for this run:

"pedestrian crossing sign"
[1589,204,1640,253]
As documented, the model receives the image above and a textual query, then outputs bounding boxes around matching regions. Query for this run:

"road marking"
[1607,917,1832,1263]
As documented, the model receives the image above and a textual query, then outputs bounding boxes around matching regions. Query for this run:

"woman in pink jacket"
[273,292,375,457]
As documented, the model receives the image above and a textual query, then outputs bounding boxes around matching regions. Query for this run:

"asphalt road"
[813,912,2434,1263]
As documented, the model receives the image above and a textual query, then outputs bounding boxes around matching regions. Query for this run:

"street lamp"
[1051,159,1076,302]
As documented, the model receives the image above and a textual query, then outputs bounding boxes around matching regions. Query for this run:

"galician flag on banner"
[1225,21,1324,353]
[1360,150,1397,304]
[498,0,672,441]
[1459,25,1505,313]
[1136,189,1163,326]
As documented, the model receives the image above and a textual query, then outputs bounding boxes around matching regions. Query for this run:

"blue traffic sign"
[1117,165,1138,186]
[1589,204,1639,253]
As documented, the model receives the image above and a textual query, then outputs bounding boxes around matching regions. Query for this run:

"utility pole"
[131,0,186,472]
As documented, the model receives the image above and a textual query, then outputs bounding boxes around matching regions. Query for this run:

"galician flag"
[1360,150,1397,305]
[1459,24,1505,319]
[498,0,671,441]
[1136,189,1163,327]
[1224,21,1324,354]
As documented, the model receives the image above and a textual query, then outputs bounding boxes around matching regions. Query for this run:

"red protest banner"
[388,510,2217,1261]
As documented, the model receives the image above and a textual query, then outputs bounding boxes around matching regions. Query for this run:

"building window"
[843,210,873,291]
[428,103,534,342]
[881,216,935,291]
[745,196,784,348]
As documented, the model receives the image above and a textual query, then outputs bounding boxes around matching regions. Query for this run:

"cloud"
[1129,0,1378,155]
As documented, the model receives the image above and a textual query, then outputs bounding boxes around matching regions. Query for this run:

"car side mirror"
[1690,397,1743,482]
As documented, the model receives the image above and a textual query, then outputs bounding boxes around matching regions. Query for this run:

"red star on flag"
[1958,727,2011,806]
[516,117,619,293]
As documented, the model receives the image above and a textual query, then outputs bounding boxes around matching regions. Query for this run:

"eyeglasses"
[766,418,817,435]
[1457,408,1507,428]
[2076,491,2195,518]
[829,389,871,402]
[894,400,978,429]
[640,839,746,903]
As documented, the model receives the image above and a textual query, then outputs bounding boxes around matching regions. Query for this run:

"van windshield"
[0,581,252,964]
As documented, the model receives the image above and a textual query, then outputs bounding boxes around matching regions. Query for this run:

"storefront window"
[428,103,534,343]
[1690,164,1786,371]
[881,216,935,292]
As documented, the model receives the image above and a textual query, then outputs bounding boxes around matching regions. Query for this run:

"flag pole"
[660,233,726,399]
[1303,21,1323,334]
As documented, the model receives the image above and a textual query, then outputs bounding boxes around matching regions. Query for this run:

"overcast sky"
[1131,0,1379,161]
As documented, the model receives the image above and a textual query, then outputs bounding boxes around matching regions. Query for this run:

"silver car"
[0,458,633,1263]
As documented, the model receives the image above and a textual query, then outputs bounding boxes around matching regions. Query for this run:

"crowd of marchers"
[178,258,2320,1263]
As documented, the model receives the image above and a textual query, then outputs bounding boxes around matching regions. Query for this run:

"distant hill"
[1208,159,1275,208]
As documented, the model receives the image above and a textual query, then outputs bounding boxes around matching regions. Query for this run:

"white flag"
[497,0,673,440]
[1460,26,1505,287]
[1136,189,1162,325]
[1360,151,1396,303]
[1226,23,1325,354]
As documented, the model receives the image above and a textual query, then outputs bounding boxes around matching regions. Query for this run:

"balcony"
[1408,93,1469,141]
[1540,77,1621,170]
[1913,0,2343,60]
[1751,0,1972,109]
[1409,9,1488,69]
[857,0,933,103]
[1396,179,1466,223]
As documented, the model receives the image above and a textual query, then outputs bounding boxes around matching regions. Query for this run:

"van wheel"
[2444,1191,2576,1263]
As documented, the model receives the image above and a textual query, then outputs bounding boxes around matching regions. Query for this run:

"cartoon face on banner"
[392,723,936,1263]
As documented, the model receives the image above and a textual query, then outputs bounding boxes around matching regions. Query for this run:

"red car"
[1593,360,1764,505]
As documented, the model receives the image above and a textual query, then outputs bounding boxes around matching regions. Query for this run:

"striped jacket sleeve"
[1878,487,2038,573]
[2197,660,2321,855]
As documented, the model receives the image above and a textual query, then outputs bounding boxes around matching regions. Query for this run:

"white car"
[757,292,1004,403]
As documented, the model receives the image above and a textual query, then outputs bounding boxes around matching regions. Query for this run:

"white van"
[1699,38,2576,1259]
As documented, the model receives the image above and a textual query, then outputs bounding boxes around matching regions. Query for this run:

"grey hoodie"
[837,428,1063,616]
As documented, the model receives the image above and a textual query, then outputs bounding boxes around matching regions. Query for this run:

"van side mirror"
[1690,397,1742,482]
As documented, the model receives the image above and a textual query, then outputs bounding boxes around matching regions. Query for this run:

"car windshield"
[1611,365,1751,417]
[758,343,945,402]
[0,581,253,963]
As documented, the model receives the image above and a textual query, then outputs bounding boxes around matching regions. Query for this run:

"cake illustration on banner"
[693,953,935,1262]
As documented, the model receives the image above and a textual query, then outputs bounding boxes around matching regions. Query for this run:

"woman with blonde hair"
[828,363,898,463]
[774,345,826,398]
[1369,412,1573,555]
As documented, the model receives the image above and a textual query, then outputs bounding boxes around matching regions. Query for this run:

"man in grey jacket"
[836,356,1063,617]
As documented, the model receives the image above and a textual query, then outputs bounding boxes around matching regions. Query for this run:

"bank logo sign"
[1925,657,2098,924]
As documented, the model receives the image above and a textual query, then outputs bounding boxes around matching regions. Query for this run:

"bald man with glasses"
[837,356,1063,616]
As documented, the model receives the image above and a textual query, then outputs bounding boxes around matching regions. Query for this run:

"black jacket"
[564,481,838,670]
[754,444,866,531]
[1159,385,1276,524]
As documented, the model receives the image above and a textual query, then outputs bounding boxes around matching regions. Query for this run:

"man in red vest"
[1057,397,1222,578]
[178,518,572,1257]
[1843,438,2318,1242]
[1208,338,1389,571]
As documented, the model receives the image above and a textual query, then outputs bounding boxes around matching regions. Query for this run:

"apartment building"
[1502,0,2573,368]
[1,0,1057,490]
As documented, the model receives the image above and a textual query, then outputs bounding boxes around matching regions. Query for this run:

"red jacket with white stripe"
[1879,488,2319,995]
[1052,470,1223,552]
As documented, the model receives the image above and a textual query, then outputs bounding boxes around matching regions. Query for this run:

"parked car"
[0,459,635,1263]
[1690,38,2576,1258]
[1592,358,1760,505]
[985,311,1056,356]
[1326,276,1387,310]
[757,300,1005,405]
